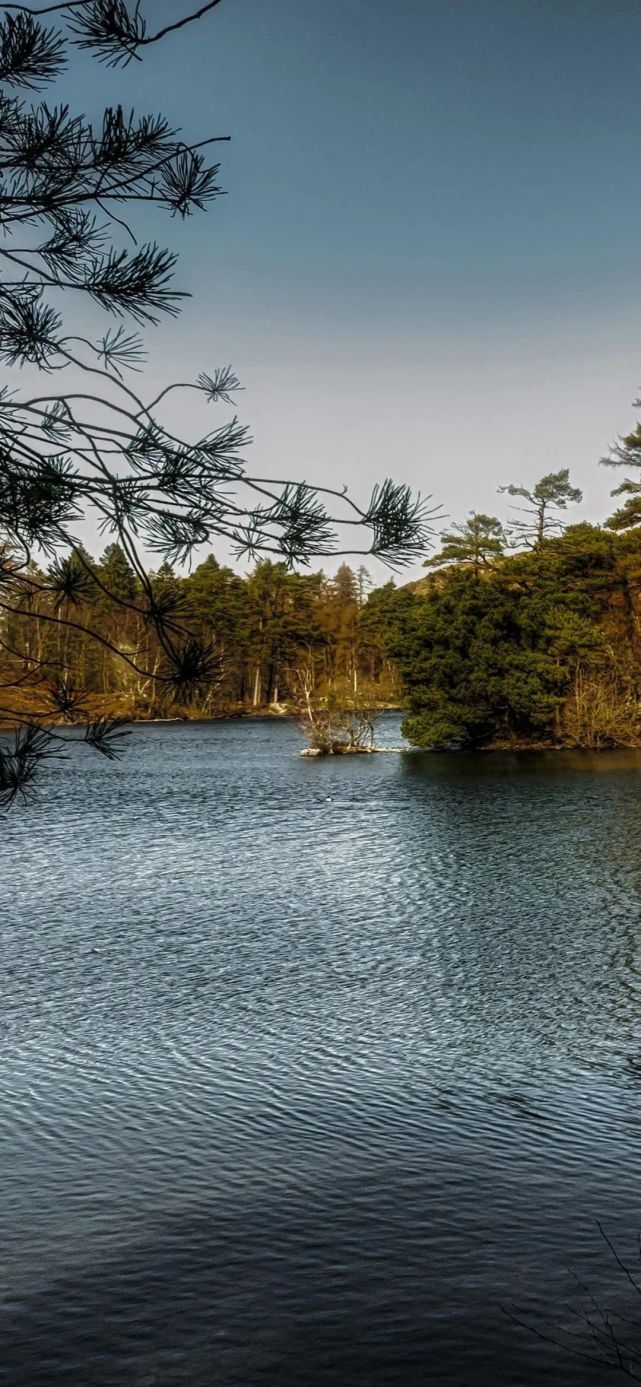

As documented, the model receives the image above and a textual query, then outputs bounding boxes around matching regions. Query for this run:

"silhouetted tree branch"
[0,1,437,803]
[505,1224,641,1380]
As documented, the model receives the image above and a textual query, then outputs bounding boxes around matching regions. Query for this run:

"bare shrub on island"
[294,661,379,755]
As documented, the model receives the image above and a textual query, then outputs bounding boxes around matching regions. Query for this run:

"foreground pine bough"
[0,1,436,807]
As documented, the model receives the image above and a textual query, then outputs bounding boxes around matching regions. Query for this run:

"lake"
[3,714,641,1385]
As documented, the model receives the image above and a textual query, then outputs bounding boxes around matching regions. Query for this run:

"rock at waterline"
[299,744,380,757]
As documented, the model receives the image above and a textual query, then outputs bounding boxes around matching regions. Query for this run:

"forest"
[6,431,641,751]
[1,549,403,723]
[394,444,641,750]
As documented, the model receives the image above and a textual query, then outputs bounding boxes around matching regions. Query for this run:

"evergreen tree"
[359,581,411,689]
[425,513,505,576]
[96,546,138,606]
[321,565,360,692]
[499,470,583,548]
[332,565,359,604]
[357,566,372,607]
[602,410,641,530]
[3,524,639,749]
[182,555,250,706]
[393,535,615,750]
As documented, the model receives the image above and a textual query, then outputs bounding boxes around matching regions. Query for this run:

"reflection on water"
[2,717,641,1384]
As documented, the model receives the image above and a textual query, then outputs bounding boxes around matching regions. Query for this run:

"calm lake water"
[3,715,641,1385]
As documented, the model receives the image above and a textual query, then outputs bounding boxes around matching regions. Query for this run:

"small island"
[4,462,641,759]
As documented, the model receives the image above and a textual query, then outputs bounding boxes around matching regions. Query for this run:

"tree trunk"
[252,664,261,707]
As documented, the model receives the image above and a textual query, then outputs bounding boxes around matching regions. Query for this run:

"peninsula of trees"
[6,454,641,753]
[396,457,641,750]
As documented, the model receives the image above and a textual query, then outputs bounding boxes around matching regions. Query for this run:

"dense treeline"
[385,460,641,749]
[1,552,401,721]
[7,444,641,750]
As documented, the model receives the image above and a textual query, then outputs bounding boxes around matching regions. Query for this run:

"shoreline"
[1,707,639,753]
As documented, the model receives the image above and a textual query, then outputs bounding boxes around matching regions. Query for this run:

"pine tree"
[602,410,641,530]
[425,513,505,577]
[0,2,435,805]
[499,470,583,548]
[393,530,631,750]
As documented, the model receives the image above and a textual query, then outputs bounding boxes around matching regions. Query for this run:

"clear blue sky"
[67,0,641,576]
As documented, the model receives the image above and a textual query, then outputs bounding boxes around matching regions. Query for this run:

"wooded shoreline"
[6,516,641,754]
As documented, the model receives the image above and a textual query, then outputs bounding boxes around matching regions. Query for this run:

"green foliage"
[1,555,401,722]
[499,468,583,547]
[392,527,640,750]
[96,544,137,605]
[603,419,641,530]
[7,521,641,754]
[424,512,505,575]
[392,572,564,748]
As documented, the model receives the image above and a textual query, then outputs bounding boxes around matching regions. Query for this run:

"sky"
[54,0,641,580]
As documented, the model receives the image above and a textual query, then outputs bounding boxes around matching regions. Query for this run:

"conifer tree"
[602,410,641,530]
[499,470,583,547]
[0,1,435,804]
[424,513,505,577]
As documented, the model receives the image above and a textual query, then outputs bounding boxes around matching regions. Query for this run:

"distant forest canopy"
[2,550,403,720]
[7,435,641,749]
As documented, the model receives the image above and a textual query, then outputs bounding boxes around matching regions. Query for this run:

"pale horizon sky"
[55,0,641,581]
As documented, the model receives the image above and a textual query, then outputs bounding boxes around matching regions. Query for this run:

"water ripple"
[3,718,641,1384]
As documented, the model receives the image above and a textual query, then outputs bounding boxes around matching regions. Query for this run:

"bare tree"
[294,658,379,755]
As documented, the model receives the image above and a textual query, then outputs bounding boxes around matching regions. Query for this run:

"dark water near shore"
[3,715,641,1385]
